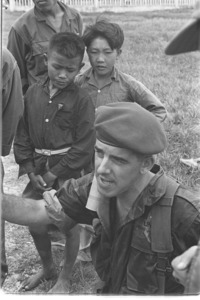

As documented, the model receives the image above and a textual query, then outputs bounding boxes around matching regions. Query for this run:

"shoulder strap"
[150,176,180,294]
[151,176,180,253]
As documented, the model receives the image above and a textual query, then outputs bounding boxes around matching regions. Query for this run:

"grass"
[2,6,200,295]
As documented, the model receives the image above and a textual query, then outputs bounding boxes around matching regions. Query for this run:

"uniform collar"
[125,165,168,223]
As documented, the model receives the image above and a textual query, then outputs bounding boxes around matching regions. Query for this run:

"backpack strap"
[150,176,180,294]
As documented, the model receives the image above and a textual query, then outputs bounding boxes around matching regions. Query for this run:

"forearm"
[2,193,50,226]
[130,80,167,122]
[13,112,35,172]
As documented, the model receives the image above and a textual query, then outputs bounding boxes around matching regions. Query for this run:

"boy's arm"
[13,96,35,175]
[128,77,167,122]
[7,28,29,94]
[47,95,96,179]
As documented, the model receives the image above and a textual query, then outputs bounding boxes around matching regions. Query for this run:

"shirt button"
[45,119,49,122]
[49,100,52,104]
[98,90,101,93]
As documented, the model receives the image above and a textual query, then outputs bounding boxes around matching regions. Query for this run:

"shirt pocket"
[54,108,74,131]
[31,41,49,77]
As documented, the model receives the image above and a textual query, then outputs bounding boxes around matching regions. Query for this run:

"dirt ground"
[1,150,98,295]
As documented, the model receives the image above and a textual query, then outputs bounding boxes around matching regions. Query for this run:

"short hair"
[48,32,85,60]
[83,19,124,50]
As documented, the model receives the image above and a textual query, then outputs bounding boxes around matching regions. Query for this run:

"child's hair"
[48,32,85,60]
[83,19,124,50]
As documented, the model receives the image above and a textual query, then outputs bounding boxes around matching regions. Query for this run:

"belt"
[35,147,70,156]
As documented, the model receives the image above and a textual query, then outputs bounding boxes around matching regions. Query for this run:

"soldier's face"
[33,0,57,12]
[94,140,144,199]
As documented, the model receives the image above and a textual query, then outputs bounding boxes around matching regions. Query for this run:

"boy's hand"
[28,172,51,193]
[43,171,57,188]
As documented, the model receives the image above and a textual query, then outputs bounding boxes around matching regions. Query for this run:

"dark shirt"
[2,48,24,156]
[75,67,167,122]
[14,78,95,179]
[56,167,200,294]
[7,1,83,93]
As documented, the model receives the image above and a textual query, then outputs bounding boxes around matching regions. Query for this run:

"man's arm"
[7,28,30,94]
[2,49,24,156]
[128,76,167,122]
[2,194,51,227]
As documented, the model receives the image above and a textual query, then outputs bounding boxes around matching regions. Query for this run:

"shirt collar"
[85,66,119,83]
[125,165,168,223]
[40,76,75,95]
[34,1,74,23]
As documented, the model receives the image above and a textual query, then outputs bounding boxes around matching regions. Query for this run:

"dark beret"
[95,102,167,155]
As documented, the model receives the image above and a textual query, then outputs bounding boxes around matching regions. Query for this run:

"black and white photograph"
[1,0,200,296]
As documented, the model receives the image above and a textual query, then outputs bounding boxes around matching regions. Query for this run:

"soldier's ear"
[140,156,155,174]
[44,53,48,66]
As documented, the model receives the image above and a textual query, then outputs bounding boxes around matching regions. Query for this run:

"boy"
[13,32,95,292]
[76,19,167,259]
[76,19,167,122]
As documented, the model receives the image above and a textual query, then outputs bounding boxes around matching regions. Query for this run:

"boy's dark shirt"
[56,168,200,294]
[14,78,95,180]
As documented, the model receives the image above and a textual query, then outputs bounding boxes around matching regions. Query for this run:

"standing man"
[165,1,200,294]
[7,0,82,94]
[1,48,24,286]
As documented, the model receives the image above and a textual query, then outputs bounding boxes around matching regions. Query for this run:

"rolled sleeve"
[56,173,97,225]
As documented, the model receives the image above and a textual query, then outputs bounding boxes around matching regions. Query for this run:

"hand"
[171,246,198,286]
[42,171,57,188]
[28,172,51,193]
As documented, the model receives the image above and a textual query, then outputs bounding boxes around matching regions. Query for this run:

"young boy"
[75,19,167,260]
[13,32,96,292]
[76,19,167,122]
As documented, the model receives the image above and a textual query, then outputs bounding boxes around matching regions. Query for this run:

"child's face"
[46,50,83,90]
[87,37,121,78]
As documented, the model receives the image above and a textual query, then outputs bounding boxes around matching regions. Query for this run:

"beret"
[165,1,200,55]
[95,102,167,155]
